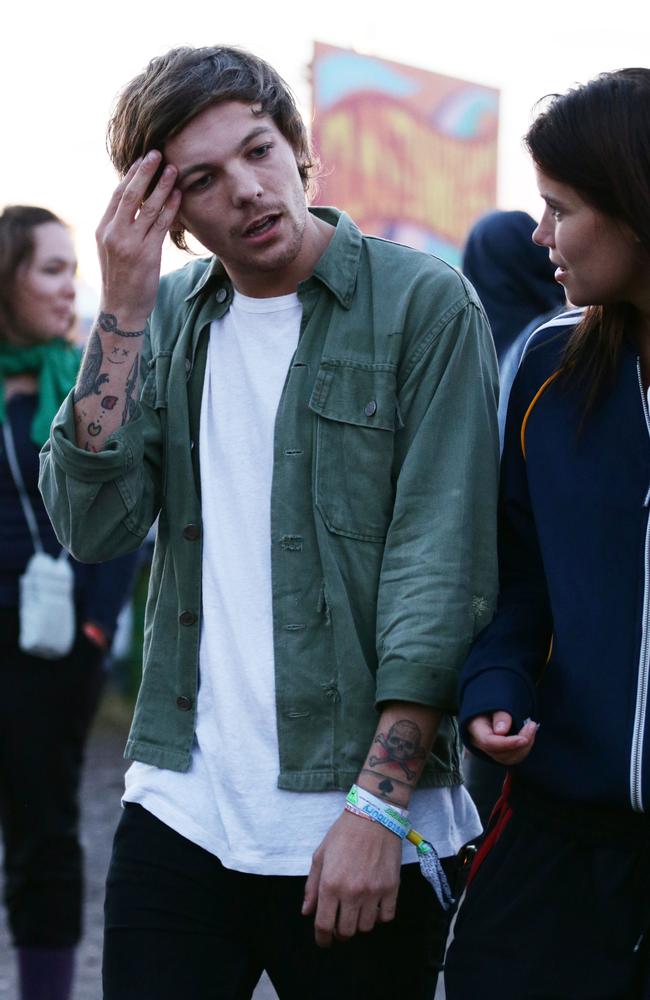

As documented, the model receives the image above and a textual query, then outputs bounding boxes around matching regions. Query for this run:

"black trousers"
[104,802,460,1000]
[0,607,104,947]
[461,752,505,830]
[444,778,650,1000]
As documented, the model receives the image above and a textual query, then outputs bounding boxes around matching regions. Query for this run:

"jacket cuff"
[375,660,459,712]
[459,667,535,745]
[46,390,145,482]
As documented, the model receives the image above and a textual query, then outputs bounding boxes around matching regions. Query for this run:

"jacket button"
[179,610,197,626]
[183,524,200,540]
[216,288,228,303]
[176,696,192,711]
[364,400,377,417]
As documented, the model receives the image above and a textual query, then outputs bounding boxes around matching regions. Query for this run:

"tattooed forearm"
[73,311,146,450]
[121,357,139,426]
[98,312,146,338]
[107,345,131,365]
[359,769,413,801]
[367,720,426,782]
[74,327,106,403]
[356,708,441,809]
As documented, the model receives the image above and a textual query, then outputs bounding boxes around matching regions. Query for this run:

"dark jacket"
[1,392,137,639]
[459,314,650,812]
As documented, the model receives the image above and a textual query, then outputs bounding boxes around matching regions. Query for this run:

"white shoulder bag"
[3,418,75,659]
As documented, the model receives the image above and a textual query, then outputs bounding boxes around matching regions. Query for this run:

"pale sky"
[4,0,648,312]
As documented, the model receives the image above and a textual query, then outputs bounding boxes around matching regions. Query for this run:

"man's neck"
[227,213,335,298]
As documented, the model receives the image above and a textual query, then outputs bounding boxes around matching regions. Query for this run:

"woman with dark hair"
[444,69,650,998]
[0,206,136,1000]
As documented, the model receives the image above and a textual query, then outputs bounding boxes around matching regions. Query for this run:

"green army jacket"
[40,208,499,791]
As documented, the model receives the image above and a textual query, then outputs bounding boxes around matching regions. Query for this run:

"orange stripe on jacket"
[520,370,561,459]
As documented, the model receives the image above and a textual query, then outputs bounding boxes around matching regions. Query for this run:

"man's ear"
[169,212,185,247]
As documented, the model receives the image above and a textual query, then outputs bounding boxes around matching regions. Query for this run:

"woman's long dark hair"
[0,205,63,342]
[525,68,650,412]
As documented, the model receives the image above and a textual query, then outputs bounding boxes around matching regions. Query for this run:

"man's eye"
[552,209,562,221]
[188,174,212,192]
[249,144,271,159]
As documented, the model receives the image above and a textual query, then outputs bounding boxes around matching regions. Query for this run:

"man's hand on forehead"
[96,150,181,330]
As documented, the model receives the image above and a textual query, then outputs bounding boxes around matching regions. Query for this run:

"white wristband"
[345,784,410,839]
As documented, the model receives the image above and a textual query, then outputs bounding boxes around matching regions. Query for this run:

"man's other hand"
[302,809,402,948]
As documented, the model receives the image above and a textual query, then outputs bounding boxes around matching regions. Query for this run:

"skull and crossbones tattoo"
[368,720,426,781]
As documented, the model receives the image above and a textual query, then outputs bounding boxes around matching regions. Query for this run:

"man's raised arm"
[74,151,180,452]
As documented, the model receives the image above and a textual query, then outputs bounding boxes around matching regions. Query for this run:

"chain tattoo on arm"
[96,312,147,338]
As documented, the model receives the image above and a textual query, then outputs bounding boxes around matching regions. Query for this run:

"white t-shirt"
[124,289,481,873]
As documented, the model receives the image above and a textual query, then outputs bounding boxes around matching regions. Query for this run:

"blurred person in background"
[0,205,136,1000]
[460,209,567,828]
[445,68,650,998]
[462,209,566,366]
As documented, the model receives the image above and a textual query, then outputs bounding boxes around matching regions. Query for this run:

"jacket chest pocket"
[308,361,397,542]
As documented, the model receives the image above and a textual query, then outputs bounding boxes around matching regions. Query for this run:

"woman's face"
[532,166,650,312]
[9,222,77,345]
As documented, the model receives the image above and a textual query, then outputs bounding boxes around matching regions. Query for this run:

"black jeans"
[104,802,460,1000]
[445,779,650,999]
[0,607,104,947]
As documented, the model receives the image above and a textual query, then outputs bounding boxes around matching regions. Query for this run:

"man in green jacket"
[40,45,499,1000]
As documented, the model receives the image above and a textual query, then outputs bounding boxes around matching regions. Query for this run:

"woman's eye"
[250,144,271,159]
[552,209,562,221]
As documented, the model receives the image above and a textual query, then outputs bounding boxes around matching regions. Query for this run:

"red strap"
[466,773,513,888]
[82,621,109,651]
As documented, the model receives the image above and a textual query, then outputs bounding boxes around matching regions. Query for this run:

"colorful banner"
[311,43,499,266]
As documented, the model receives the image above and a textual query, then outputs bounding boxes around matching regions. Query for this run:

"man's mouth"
[242,214,279,238]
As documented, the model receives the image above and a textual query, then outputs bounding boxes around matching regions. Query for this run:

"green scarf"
[0,338,80,447]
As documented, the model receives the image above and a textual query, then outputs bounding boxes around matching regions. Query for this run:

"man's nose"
[229,165,263,206]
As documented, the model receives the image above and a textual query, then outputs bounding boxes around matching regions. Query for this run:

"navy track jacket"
[459,312,650,812]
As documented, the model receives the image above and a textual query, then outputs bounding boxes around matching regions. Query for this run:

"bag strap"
[2,417,45,554]
[2,415,70,563]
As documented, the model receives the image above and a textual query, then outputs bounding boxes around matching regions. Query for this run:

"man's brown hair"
[107,45,316,250]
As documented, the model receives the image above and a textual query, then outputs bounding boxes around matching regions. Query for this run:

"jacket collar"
[183,206,362,311]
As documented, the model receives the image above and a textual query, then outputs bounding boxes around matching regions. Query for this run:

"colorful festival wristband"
[345,784,456,912]
[345,784,410,839]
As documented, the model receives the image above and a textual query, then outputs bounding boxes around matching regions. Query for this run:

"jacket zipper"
[630,359,650,811]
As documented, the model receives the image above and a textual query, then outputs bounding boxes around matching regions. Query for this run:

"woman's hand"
[467,712,538,765]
